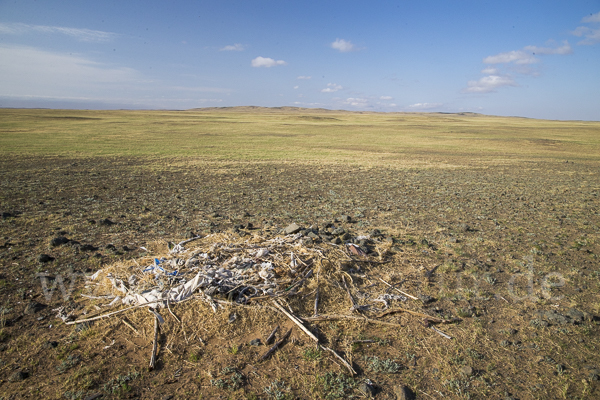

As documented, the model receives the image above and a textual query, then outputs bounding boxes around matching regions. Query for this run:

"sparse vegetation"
[303,347,323,362]
[211,367,244,391]
[0,108,599,399]
[103,371,140,394]
[264,380,291,400]
[315,372,356,399]
[365,356,402,373]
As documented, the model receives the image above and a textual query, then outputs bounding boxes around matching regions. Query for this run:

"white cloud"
[481,66,498,74]
[582,11,600,23]
[331,38,359,52]
[297,75,311,80]
[570,12,600,45]
[524,41,573,55]
[463,75,517,93]
[408,102,443,110]
[293,85,299,89]
[467,40,573,94]
[483,41,572,65]
[571,12,600,46]
[0,44,234,109]
[0,45,138,98]
[293,101,325,107]
[0,22,116,42]
[321,83,343,93]
[571,26,600,45]
[220,43,245,51]
[343,97,369,107]
[251,56,287,68]
[380,95,393,100]
[483,50,537,65]
[169,86,232,94]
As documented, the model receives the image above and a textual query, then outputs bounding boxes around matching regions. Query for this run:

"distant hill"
[186,106,484,116]
[187,106,340,113]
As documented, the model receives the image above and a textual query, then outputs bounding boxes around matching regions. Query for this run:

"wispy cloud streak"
[0,22,117,42]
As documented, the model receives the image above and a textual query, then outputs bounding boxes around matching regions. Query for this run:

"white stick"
[430,325,452,340]
[149,316,159,370]
[66,304,150,325]
[271,299,319,343]
[378,278,419,300]
[177,235,203,247]
[322,346,356,375]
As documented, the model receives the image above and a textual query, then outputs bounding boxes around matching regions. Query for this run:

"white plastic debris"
[53,306,73,322]
[85,230,392,317]
[128,275,138,286]
[106,274,128,294]
[170,244,186,254]
[290,252,298,269]
[103,340,115,350]
[255,248,269,258]
[89,269,103,281]
[106,296,122,307]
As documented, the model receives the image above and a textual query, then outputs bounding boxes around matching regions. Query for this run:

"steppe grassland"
[1,108,600,399]
[1,108,599,163]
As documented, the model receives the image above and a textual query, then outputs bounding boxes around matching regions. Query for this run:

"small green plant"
[228,344,239,355]
[450,354,466,365]
[0,306,11,328]
[457,308,474,318]
[264,380,291,400]
[78,328,97,339]
[210,367,244,391]
[484,275,497,285]
[303,347,323,361]
[365,356,402,373]
[56,355,80,373]
[466,348,484,360]
[461,288,477,300]
[210,378,228,390]
[188,351,201,363]
[103,371,140,394]
[316,372,356,399]
[530,318,547,328]
[443,379,470,396]
[62,390,84,400]
[373,336,391,346]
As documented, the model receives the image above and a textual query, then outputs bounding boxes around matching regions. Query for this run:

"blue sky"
[0,0,599,120]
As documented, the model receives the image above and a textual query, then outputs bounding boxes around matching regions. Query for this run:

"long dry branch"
[265,325,279,345]
[305,314,403,328]
[376,308,455,324]
[341,275,359,313]
[260,327,292,361]
[149,316,159,370]
[271,299,319,343]
[66,303,150,325]
[322,346,356,375]
[378,278,418,300]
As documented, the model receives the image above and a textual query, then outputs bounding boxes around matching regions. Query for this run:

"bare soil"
[0,155,599,399]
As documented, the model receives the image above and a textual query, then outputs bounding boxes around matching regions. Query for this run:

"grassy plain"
[0,107,600,399]
[1,107,599,162]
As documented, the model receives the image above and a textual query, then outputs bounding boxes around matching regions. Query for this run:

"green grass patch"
[1,108,599,163]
